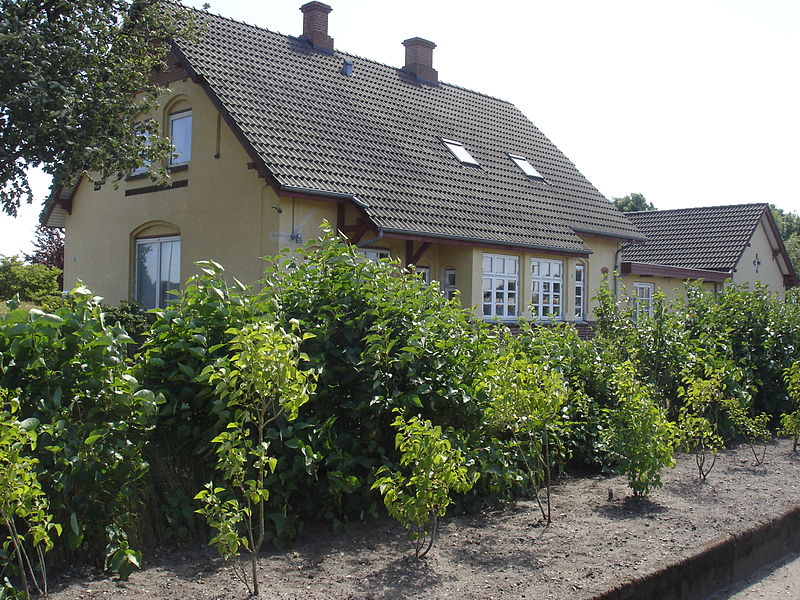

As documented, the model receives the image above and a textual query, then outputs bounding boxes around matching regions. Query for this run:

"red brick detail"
[300,2,334,51]
[403,37,438,83]
[149,53,188,86]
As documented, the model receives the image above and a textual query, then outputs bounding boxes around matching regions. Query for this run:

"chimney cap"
[403,37,436,50]
[300,1,332,14]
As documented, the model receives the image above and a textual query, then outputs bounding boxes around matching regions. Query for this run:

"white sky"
[2,0,798,256]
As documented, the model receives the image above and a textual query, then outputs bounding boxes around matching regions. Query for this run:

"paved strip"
[705,552,800,599]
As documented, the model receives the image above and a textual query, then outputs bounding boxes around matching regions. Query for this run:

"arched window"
[132,223,181,309]
[164,96,192,167]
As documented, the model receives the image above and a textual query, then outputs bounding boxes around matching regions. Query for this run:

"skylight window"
[509,154,544,180]
[442,139,480,166]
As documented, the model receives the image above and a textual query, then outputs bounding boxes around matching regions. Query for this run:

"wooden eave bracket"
[405,240,431,266]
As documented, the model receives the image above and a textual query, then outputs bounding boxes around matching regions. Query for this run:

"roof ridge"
[174,1,514,106]
[628,202,768,215]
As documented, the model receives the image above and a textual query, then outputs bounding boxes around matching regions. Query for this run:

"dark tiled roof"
[621,203,769,271]
[170,6,642,253]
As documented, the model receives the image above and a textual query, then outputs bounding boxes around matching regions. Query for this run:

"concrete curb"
[589,505,800,600]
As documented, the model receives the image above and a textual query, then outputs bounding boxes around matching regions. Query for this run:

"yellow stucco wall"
[617,276,716,307]
[63,78,288,303]
[732,217,786,299]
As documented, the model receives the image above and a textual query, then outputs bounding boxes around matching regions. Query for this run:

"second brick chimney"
[300,1,334,52]
[402,37,438,84]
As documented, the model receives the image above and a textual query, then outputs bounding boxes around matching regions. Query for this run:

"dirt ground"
[48,439,800,600]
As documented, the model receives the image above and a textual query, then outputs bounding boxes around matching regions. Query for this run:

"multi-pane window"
[415,266,431,284]
[442,269,457,300]
[531,259,563,319]
[131,130,151,176]
[574,264,585,320]
[135,236,180,309]
[169,111,192,166]
[358,248,390,262]
[634,282,655,320]
[482,253,518,319]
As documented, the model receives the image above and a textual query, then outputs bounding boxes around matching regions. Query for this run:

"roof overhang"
[758,208,799,287]
[42,179,79,228]
[621,261,731,283]
[381,228,592,257]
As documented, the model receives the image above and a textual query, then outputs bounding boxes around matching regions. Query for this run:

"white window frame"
[131,129,151,176]
[169,110,192,166]
[634,282,655,320]
[135,235,181,309]
[442,138,480,166]
[574,264,585,321]
[531,259,563,320]
[358,248,390,262]
[442,268,457,300]
[415,266,431,284]
[482,253,519,320]
[508,153,544,180]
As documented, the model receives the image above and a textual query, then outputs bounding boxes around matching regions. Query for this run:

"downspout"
[356,229,384,248]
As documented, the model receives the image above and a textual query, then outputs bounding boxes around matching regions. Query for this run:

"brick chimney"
[300,2,334,52]
[402,37,438,84]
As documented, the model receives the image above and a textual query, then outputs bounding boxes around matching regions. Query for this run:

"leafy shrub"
[257,226,500,524]
[195,320,316,596]
[780,362,800,451]
[599,362,675,496]
[0,289,156,574]
[1,388,61,598]
[482,348,569,520]
[372,413,477,559]
[0,256,61,310]
[102,301,153,354]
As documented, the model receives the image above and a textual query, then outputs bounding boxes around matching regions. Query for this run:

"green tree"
[195,320,317,596]
[770,205,800,273]
[372,413,477,559]
[613,193,656,213]
[0,256,61,308]
[0,0,194,216]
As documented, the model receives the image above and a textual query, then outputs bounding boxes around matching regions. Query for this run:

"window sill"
[168,164,189,173]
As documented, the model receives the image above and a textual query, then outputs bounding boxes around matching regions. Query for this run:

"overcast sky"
[2,0,798,257]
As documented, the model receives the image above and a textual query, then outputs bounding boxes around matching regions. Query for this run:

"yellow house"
[44,1,648,327]
[619,203,797,316]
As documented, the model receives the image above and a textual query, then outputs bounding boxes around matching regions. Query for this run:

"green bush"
[0,255,61,310]
[599,362,675,496]
[779,362,800,451]
[0,289,156,574]
[372,413,477,559]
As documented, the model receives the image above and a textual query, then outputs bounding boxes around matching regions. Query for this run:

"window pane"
[483,256,491,272]
[508,280,516,292]
[532,261,540,276]
[136,241,158,310]
[170,113,192,165]
[496,258,505,273]
[160,240,180,306]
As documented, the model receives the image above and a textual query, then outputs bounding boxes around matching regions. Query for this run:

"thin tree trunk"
[544,428,551,524]
[4,514,30,600]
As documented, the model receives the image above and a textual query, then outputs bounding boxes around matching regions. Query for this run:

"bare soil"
[49,440,800,600]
